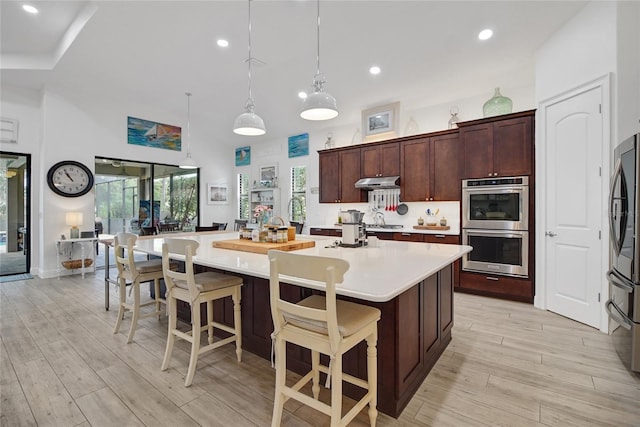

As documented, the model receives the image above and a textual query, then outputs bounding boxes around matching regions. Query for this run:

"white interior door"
[544,86,603,328]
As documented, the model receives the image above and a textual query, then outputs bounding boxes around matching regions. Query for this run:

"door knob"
[545,231,557,237]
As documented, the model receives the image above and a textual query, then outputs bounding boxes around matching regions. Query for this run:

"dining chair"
[289,221,304,234]
[212,222,228,231]
[139,226,158,236]
[161,238,243,387]
[112,232,177,343]
[233,219,248,231]
[268,250,381,427]
[195,226,217,232]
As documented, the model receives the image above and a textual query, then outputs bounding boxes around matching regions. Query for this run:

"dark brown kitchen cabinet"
[459,110,534,179]
[400,130,461,202]
[319,147,363,203]
[361,143,400,178]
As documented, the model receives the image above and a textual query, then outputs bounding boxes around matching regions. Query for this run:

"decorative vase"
[482,87,512,118]
[404,117,419,136]
[448,106,459,129]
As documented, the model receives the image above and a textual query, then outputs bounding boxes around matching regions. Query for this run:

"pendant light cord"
[186,92,192,156]
[246,0,254,110]
[315,0,320,76]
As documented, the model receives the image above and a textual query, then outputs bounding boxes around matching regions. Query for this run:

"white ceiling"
[1,1,587,146]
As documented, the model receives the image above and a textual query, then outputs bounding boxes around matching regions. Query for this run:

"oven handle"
[463,187,526,195]
[605,299,633,330]
[608,159,626,255]
[463,229,527,238]
[606,269,634,293]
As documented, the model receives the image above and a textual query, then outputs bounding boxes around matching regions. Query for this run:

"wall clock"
[47,160,94,197]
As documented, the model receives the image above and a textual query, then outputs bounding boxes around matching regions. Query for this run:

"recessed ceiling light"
[478,29,493,41]
[298,91,307,99]
[22,4,38,14]
[216,39,229,47]
[369,66,381,75]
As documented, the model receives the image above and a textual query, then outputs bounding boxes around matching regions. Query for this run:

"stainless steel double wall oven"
[462,176,529,278]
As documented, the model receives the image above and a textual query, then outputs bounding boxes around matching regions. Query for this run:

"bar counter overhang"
[132,232,471,418]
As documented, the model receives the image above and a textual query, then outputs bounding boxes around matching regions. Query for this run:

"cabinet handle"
[401,233,411,236]
[485,276,499,281]
[493,172,498,176]
[434,234,446,238]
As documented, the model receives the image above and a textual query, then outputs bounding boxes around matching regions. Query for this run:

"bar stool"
[161,238,243,387]
[112,232,175,343]
[268,250,381,427]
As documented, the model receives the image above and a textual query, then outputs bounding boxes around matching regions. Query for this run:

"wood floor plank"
[0,339,18,385]
[541,353,640,386]
[74,387,145,427]
[12,356,87,426]
[0,380,37,427]
[413,399,492,427]
[1,325,43,364]
[180,393,258,427]
[96,364,200,426]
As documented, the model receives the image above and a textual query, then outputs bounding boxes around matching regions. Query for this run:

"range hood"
[354,176,400,189]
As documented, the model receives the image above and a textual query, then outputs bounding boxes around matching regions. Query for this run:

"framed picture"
[127,116,181,151]
[259,164,278,187]
[288,133,309,158]
[207,184,228,205]
[0,117,18,143]
[235,146,251,166]
[361,102,400,142]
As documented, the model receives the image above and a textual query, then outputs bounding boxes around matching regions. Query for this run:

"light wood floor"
[1,273,639,426]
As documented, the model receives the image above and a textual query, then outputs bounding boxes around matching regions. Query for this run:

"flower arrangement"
[253,204,272,226]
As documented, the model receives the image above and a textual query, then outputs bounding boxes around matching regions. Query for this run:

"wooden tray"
[413,225,450,230]
[212,239,315,254]
[62,258,94,269]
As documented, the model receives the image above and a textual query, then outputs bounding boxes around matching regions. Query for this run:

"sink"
[367,224,403,230]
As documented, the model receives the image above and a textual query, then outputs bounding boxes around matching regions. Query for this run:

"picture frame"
[288,133,309,158]
[127,116,181,151]
[259,164,278,187]
[207,183,228,205]
[235,146,251,166]
[361,102,400,142]
[0,117,18,143]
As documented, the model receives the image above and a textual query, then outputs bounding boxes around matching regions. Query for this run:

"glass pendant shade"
[233,109,266,135]
[300,90,338,120]
[179,152,197,169]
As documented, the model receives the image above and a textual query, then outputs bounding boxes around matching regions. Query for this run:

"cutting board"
[413,225,450,230]
[212,239,315,254]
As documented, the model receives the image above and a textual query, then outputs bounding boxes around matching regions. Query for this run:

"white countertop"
[133,232,471,303]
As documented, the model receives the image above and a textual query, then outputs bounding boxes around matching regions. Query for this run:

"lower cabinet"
[458,270,534,303]
[184,264,454,418]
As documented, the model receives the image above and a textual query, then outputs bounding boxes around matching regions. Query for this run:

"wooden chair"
[194,226,217,232]
[233,219,248,231]
[268,250,381,427]
[139,226,158,236]
[112,232,176,343]
[212,222,228,230]
[161,238,243,387]
[290,221,304,234]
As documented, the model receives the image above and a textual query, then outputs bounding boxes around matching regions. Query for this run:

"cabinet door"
[361,146,381,178]
[339,149,363,203]
[462,124,493,178]
[380,143,400,177]
[319,151,340,203]
[400,138,430,201]
[431,133,462,200]
[493,116,533,177]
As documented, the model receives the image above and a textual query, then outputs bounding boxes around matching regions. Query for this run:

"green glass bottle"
[482,87,512,118]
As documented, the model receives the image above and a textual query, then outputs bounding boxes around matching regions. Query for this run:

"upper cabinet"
[460,110,535,179]
[361,143,400,178]
[400,131,461,202]
[319,147,363,203]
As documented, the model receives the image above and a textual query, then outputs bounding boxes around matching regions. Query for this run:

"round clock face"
[47,161,94,197]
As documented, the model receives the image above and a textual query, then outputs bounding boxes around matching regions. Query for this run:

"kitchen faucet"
[287,196,305,222]
[374,211,385,226]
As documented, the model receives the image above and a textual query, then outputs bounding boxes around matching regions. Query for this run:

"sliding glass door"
[0,152,30,276]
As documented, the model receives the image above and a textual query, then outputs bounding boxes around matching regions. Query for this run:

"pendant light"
[300,0,338,121]
[233,0,266,136]
[179,92,197,169]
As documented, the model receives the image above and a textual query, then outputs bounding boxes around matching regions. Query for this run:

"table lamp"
[66,212,83,239]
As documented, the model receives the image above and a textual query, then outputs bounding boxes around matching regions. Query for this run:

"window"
[290,166,306,222]
[238,173,249,219]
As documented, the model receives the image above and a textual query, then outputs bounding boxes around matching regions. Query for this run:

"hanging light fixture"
[179,92,197,169]
[300,0,338,121]
[233,0,266,136]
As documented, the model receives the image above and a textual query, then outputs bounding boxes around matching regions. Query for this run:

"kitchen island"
[133,232,471,418]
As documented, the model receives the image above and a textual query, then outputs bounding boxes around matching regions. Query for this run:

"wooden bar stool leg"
[185,301,201,387]
[161,294,177,371]
[271,337,286,427]
[367,332,378,427]
[207,300,214,345]
[113,278,127,334]
[233,289,242,362]
[311,350,320,399]
[126,280,141,343]
[154,278,162,320]
[330,355,343,427]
